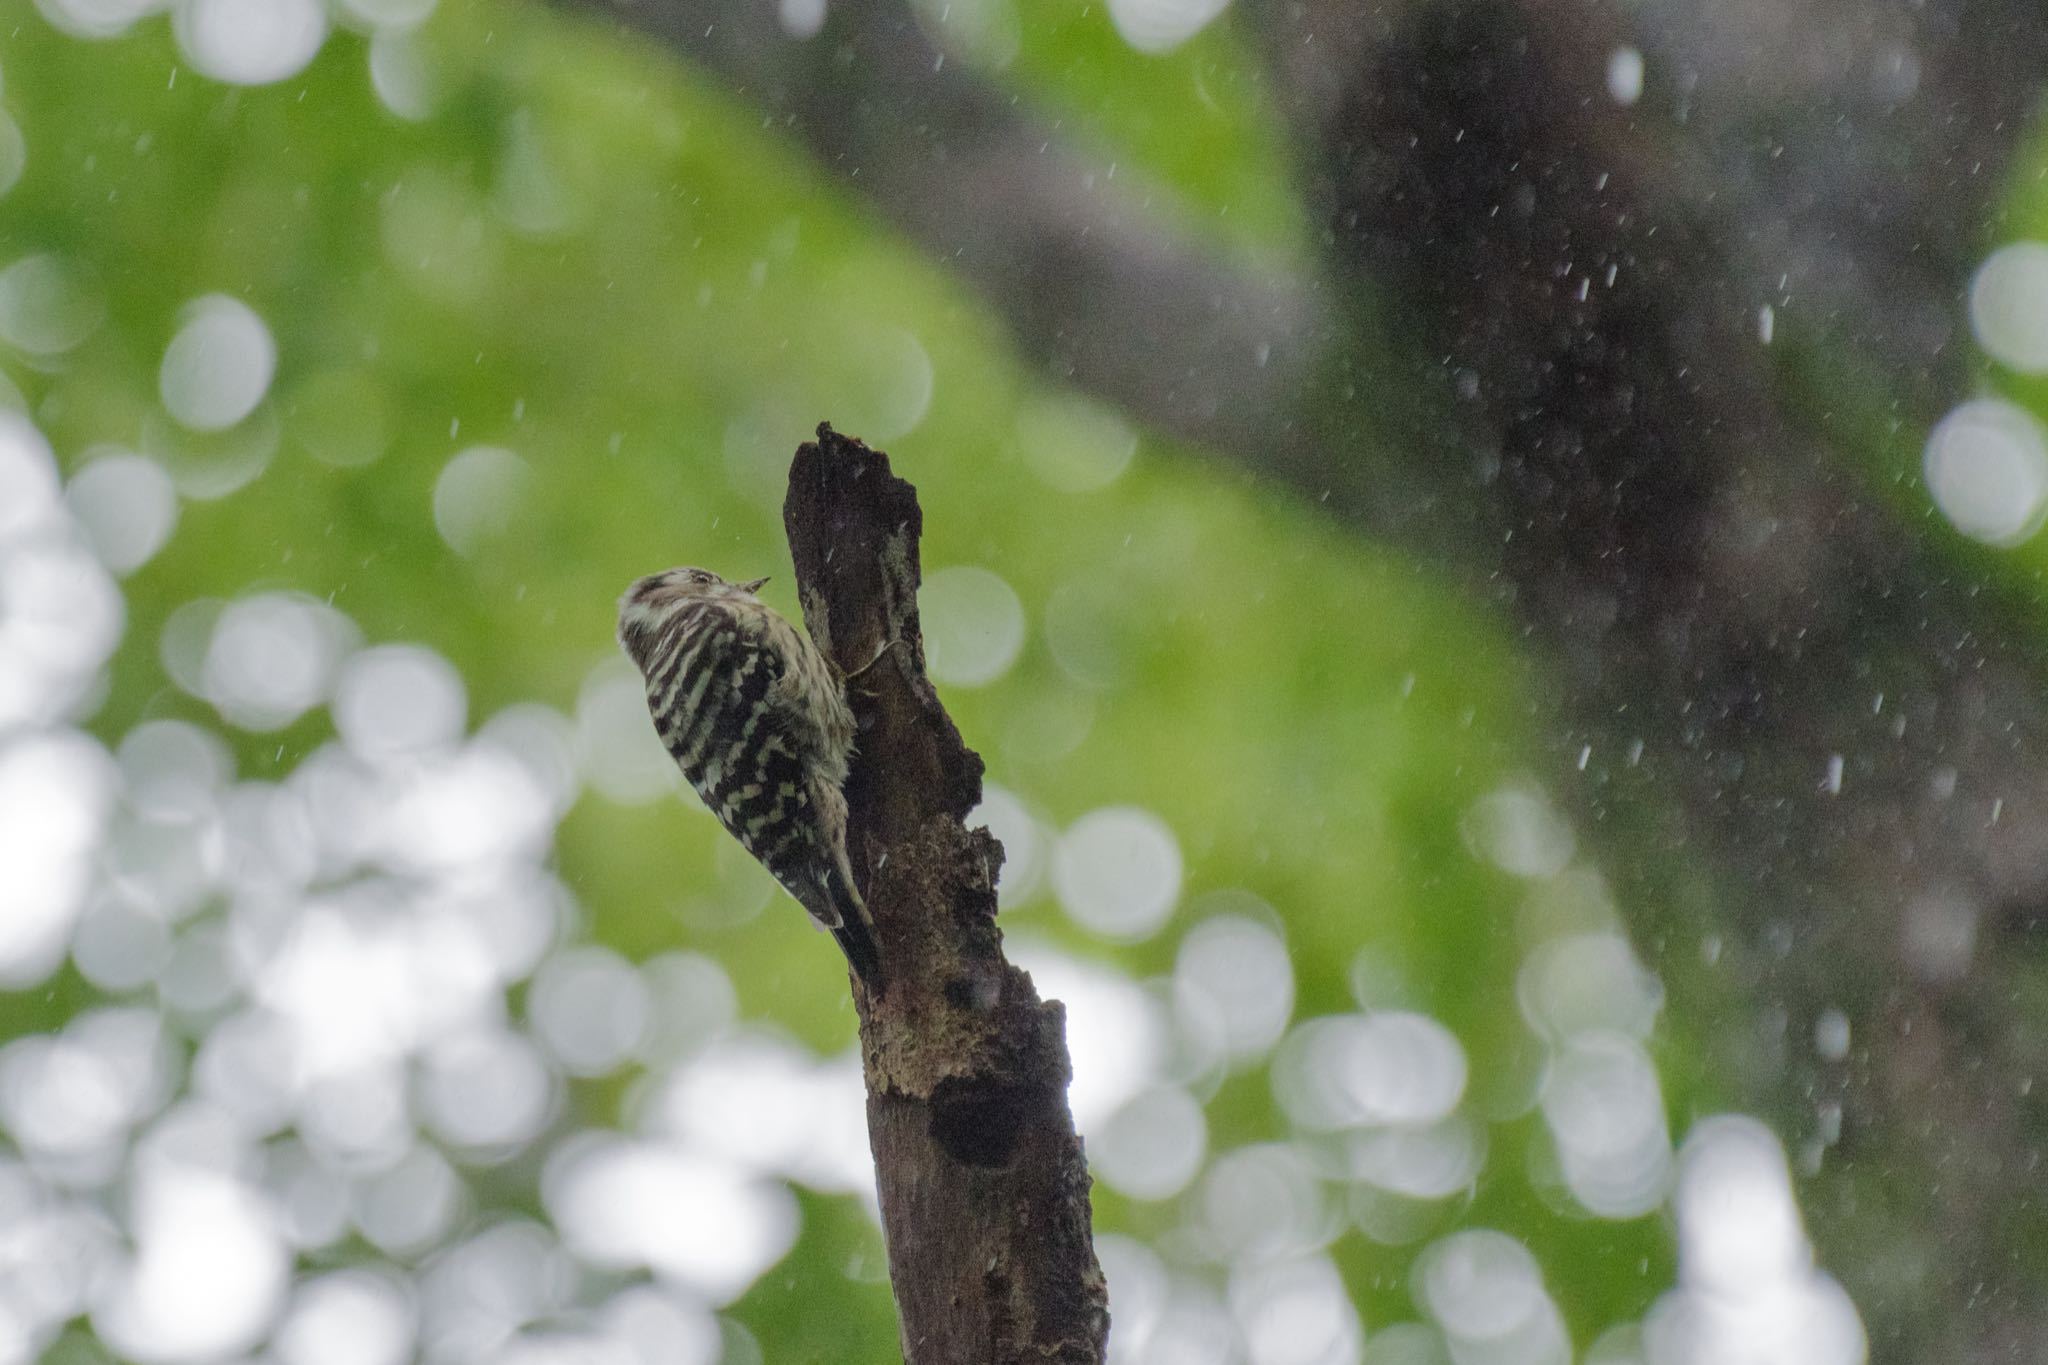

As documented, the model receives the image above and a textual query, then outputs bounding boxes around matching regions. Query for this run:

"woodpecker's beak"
[737,576,770,594]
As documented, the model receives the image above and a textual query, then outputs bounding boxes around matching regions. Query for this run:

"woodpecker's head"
[617,567,769,666]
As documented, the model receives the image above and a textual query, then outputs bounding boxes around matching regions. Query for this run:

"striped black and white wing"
[644,602,834,924]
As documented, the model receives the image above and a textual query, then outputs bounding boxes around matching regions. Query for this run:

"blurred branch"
[559,0,1326,470]
[782,424,1106,1365]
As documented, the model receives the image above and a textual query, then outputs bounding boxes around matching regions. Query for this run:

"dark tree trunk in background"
[1254,5,2048,1359]
[567,0,2048,1357]
[783,426,1107,1365]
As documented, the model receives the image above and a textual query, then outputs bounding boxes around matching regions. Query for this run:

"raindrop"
[478,703,581,816]
[1461,783,1574,878]
[298,1065,412,1165]
[1922,399,2048,546]
[189,1008,297,1135]
[1647,1115,1867,1365]
[1606,47,1645,105]
[0,410,59,536]
[1273,1012,1468,1130]
[1345,1115,1484,1201]
[824,326,932,442]
[0,731,117,988]
[433,445,531,560]
[31,0,163,39]
[598,1285,723,1365]
[1517,932,1663,1040]
[1091,1087,1206,1201]
[332,644,467,764]
[0,254,105,357]
[197,592,359,731]
[1107,0,1230,54]
[575,654,678,805]
[543,1137,799,1305]
[271,1268,416,1365]
[1016,392,1138,493]
[142,406,279,500]
[1540,1032,1671,1218]
[71,895,174,992]
[1970,242,2048,373]
[367,27,436,122]
[419,1028,556,1156]
[353,1143,464,1256]
[1901,885,1979,984]
[636,952,738,1063]
[1413,1230,1559,1350]
[173,0,328,86]
[1196,1143,1334,1263]
[528,947,651,1077]
[1051,805,1183,942]
[1814,1007,1851,1062]
[1098,1235,1169,1365]
[1144,1283,1240,1365]
[159,294,276,432]
[921,565,1026,687]
[93,1166,290,1363]
[65,450,179,575]
[777,0,825,38]
[918,0,1022,67]
[1174,908,1294,1063]
[1229,1256,1363,1365]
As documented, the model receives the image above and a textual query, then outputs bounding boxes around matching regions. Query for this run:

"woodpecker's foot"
[846,636,910,688]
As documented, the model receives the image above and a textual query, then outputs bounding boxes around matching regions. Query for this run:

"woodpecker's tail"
[816,859,883,990]
[832,917,883,990]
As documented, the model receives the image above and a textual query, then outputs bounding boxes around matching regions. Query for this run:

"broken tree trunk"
[782,423,1108,1365]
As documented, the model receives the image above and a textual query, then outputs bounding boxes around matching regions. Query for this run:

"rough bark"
[782,424,1107,1365]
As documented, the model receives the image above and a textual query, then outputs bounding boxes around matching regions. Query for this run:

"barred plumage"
[617,566,881,986]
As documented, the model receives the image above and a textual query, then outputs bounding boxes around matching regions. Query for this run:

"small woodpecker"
[617,566,882,986]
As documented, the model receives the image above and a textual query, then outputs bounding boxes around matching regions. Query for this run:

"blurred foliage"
[0,0,1734,1357]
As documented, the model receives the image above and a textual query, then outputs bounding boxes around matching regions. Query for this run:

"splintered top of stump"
[783,422,984,835]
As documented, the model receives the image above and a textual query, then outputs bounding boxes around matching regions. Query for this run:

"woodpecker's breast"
[639,600,820,874]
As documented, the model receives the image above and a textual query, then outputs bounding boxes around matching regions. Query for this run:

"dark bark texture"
[782,425,1107,1365]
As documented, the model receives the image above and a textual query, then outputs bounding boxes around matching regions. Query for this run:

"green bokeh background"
[11,0,2015,1356]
